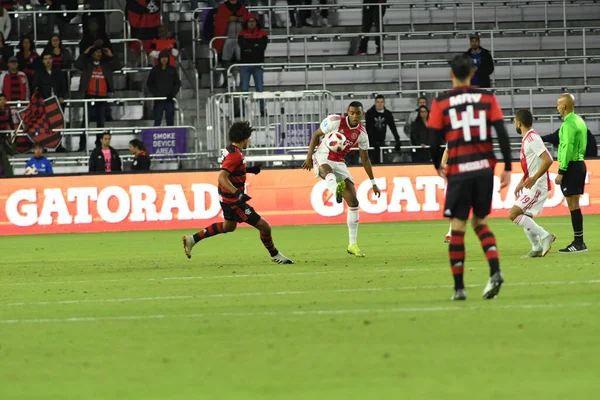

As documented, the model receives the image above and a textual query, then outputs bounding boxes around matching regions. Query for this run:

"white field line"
[3,280,600,308]
[0,268,437,287]
[0,302,596,325]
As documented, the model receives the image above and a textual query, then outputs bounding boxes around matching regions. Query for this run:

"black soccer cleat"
[482,271,504,300]
[558,241,588,253]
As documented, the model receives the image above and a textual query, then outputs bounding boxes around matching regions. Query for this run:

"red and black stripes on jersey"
[219,144,246,204]
[428,87,512,178]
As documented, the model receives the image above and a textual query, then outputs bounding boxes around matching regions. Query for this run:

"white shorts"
[516,186,549,216]
[312,153,353,183]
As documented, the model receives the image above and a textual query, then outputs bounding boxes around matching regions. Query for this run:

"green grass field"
[1,216,600,399]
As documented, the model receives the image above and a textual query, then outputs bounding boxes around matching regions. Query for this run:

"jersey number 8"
[449,105,487,142]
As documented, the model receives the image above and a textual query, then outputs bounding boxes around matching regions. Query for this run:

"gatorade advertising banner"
[0,162,597,235]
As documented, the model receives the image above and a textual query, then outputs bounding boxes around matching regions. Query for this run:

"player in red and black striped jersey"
[428,54,512,301]
[182,121,293,264]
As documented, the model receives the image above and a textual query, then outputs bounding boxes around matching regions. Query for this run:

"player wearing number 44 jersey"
[182,121,293,265]
[428,54,513,301]
[508,109,556,258]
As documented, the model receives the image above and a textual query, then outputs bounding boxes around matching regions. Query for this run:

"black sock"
[570,209,584,243]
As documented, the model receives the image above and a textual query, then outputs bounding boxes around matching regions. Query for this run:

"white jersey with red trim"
[314,114,369,162]
[520,129,552,191]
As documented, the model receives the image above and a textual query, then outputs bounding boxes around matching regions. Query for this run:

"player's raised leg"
[317,163,345,204]
[253,218,293,264]
[183,220,237,259]
[342,180,364,257]
[448,218,467,301]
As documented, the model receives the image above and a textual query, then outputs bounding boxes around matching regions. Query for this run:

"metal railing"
[177,48,201,127]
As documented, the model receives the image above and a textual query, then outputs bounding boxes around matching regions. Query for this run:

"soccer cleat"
[452,289,467,301]
[558,241,588,253]
[444,235,451,243]
[347,244,366,257]
[271,252,294,264]
[522,249,543,258]
[182,235,195,259]
[482,271,504,300]
[335,180,346,204]
[540,233,556,257]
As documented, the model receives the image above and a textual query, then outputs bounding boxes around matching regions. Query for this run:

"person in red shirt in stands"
[0,92,13,132]
[238,14,267,116]
[16,35,40,86]
[75,45,121,152]
[149,24,179,67]
[44,34,73,70]
[0,56,30,101]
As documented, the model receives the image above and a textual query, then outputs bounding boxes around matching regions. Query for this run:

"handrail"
[221,56,598,93]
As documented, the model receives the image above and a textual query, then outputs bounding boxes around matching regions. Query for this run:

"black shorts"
[560,161,587,197]
[221,202,261,226]
[444,171,494,220]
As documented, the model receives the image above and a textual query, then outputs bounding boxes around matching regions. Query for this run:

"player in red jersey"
[428,54,512,301]
[301,101,381,257]
[182,121,293,264]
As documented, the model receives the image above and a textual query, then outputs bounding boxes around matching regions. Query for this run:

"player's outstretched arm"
[302,128,324,170]
[359,149,381,197]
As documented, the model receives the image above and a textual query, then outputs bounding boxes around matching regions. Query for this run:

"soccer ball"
[24,166,38,176]
[324,131,346,153]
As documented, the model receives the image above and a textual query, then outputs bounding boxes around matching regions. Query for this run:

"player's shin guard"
[570,208,584,243]
[475,224,500,276]
[325,173,338,195]
[347,207,359,246]
[513,214,548,238]
[449,231,465,290]
[193,223,225,243]
[260,234,279,257]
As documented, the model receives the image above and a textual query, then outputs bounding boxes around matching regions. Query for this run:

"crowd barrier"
[1,161,598,236]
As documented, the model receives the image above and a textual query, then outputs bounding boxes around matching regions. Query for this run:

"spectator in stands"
[214,0,248,80]
[0,128,14,177]
[146,49,180,126]
[465,34,494,88]
[16,35,41,86]
[0,92,13,132]
[403,96,427,137]
[89,131,122,173]
[356,0,387,55]
[82,0,108,36]
[79,17,113,55]
[409,105,430,163]
[0,6,10,40]
[126,0,161,54]
[0,32,13,70]
[542,128,598,158]
[44,34,72,70]
[32,52,67,104]
[238,13,267,116]
[149,24,179,67]
[0,57,30,101]
[38,0,77,39]
[365,95,400,164]
[25,142,53,175]
[75,45,121,151]
[129,138,151,171]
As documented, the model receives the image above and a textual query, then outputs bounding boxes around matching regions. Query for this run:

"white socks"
[348,206,359,246]
[325,173,338,195]
[525,230,543,251]
[447,223,452,237]
[514,214,547,250]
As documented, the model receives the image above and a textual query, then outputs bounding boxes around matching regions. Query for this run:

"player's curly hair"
[228,121,255,143]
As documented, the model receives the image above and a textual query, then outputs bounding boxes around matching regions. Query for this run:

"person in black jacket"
[32,53,68,103]
[365,95,400,164]
[409,105,430,163]
[89,132,122,173]
[146,49,181,126]
[464,35,494,88]
[238,14,267,116]
[129,138,151,171]
[356,0,387,55]
[542,128,598,158]
[0,32,13,71]
[79,18,113,55]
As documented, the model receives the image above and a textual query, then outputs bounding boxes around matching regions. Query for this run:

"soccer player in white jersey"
[302,101,381,257]
[440,145,453,243]
[508,109,556,257]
